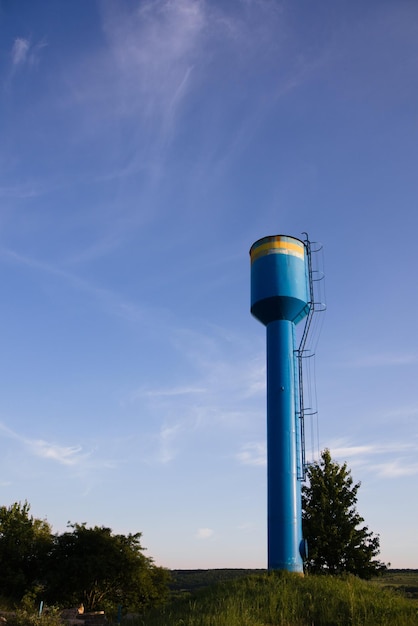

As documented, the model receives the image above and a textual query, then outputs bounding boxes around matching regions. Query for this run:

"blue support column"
[266,319,303,572]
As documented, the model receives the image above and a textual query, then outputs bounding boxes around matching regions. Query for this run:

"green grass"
[127,571,418,626]
[371,570,418,608]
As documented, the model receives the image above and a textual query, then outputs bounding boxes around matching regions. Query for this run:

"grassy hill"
[129,570,418,626]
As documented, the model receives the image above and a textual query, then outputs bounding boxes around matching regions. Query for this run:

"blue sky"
[1,0,418,569]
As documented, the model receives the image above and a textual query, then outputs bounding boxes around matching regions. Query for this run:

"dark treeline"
[0,502,170,614]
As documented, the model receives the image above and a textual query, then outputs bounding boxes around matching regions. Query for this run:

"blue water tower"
[250,235,310,573]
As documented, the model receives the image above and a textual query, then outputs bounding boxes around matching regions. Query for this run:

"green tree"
[0,501,52,601]
[45,523,170,613]
[302,449,387,578]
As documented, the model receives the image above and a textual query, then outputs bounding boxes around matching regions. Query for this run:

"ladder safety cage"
[296,233,326,480]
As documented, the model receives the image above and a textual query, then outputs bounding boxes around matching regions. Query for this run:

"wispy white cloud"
[372,459,418,478]
[346,352,418,368]
[28,441,85,466]
[331,443,379,458]
[234,438,418,476]
[330,439,416,458]
[126,326,266,465]
[91,0,206,127]
[11,37,47,69]
[133,385,206,400]
[155,423,182,464]
[236,442,266,467]
[0,247,265,471]
[0,184,43,199]
[0,246,145,323]
[11,38,30,66]
[243,361,266,397]
[196,527,214,539]
[383,405,418,421]
[0,422,87,467]
[329,438,418,478]
[237,522,255,532]
[60,0,303,184]
[132,353,264,406]
[169,327,265,399]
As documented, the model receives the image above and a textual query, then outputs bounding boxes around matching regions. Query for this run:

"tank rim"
[249,234,305,254]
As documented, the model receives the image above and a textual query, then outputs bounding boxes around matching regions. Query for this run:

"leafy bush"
[7,591,61,626]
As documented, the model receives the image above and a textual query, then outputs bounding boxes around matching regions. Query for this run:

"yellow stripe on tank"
[251,239,305,263]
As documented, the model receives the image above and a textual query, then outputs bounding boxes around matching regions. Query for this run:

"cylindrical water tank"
[250,235,309,326]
